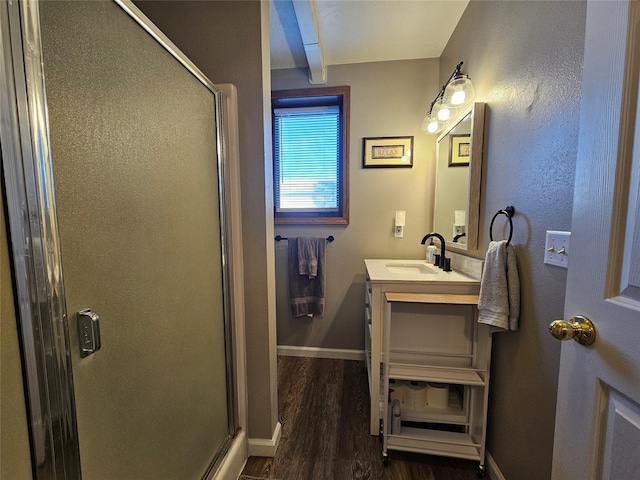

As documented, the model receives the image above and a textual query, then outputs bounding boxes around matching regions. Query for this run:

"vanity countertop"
[365,259,480,285]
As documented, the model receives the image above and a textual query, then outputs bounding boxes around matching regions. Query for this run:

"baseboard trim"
[247,421,282,457]
[277,345,365,361]
[486,451,506,480]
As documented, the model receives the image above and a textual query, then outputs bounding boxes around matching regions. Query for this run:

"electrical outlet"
[545,230,571,268]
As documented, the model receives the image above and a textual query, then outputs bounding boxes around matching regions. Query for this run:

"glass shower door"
[36,1,233,478]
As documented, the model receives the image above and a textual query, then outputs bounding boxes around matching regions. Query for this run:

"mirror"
[433,102,486,250]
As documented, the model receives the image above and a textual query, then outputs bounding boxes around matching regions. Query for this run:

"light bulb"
[431,97,451,122]
[451,90,466,105]
[421,114,444,135]
[444,75,475,108]
[437,107,450,121]
[432,97,453,124]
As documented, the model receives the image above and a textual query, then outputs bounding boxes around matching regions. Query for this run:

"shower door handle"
[78,309,101,357]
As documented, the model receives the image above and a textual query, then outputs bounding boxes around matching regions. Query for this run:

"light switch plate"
[545,230,571,268]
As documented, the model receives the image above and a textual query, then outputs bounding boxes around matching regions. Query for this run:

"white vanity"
[364,257,491,475]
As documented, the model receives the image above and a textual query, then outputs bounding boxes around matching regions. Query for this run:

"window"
[272,86,350,224]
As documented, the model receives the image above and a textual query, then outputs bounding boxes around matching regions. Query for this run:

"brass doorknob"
[549,315,596,346]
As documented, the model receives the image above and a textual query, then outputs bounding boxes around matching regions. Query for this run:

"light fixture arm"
[448,61,465,83]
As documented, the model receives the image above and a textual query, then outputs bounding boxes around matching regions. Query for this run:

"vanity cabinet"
[364,259,491,475]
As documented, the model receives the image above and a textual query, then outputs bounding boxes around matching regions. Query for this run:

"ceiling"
[270,0,470,73]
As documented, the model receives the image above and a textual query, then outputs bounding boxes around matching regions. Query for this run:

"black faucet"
[420,232,451,271]
[453,232,466,243]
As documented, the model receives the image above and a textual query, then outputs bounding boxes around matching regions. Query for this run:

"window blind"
[274,105,340,213]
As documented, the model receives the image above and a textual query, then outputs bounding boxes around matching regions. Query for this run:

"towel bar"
[275,235,334,242]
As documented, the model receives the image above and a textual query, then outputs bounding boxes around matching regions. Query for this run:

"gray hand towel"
[297,236,322,278]
[478,240,520,330]
[288,237,326,317]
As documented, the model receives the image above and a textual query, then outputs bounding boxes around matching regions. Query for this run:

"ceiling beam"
[292,0,327,84]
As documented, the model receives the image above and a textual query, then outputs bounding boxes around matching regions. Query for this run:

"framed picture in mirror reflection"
[449,134,471,167]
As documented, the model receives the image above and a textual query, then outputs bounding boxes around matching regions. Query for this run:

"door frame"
[0,1,246,478]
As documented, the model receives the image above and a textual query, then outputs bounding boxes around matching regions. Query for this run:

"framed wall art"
[362,136,413,168]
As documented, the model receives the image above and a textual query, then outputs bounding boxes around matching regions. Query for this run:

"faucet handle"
[434,253,441,267]
[443,258,452,272]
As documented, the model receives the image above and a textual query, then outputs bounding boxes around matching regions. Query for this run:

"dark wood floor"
[241,356,488,480]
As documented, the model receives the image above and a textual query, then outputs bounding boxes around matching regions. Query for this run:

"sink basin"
[365,259,480,284]
[385,263,437,275]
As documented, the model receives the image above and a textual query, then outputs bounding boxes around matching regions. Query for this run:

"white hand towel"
[478,240,520,330]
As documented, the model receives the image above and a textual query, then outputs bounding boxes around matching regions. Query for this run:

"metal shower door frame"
[0,1,237,478]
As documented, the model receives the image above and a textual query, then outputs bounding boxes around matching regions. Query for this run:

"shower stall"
[0,1,246,478]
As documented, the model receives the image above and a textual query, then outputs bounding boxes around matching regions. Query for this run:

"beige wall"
[1,189,33,479]
[272,59,440,350]
[440,1,586,478]
[135,1,277,440]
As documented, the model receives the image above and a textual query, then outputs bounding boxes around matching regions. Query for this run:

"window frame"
[271,86,350,225]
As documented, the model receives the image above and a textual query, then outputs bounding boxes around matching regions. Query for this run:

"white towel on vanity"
[478,240,520,330]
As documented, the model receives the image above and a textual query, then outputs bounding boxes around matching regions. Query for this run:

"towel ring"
[489,206,515,245]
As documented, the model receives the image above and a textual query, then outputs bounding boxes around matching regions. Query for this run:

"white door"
[551,1,640,479]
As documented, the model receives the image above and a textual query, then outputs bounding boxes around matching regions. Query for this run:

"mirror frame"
[435,102,486,251]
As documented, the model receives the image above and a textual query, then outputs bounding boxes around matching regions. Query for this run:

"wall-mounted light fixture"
[421,61,475,135]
